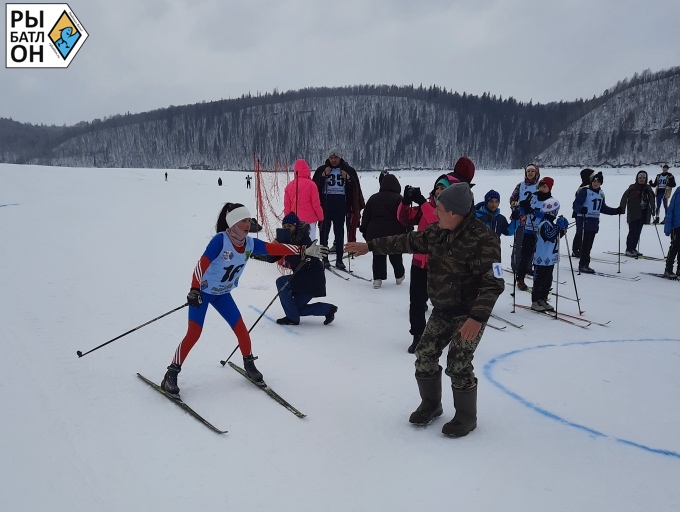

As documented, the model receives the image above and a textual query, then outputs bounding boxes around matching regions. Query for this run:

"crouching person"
[345,183,505,437]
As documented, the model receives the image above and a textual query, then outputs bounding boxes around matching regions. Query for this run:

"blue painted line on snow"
[248,305,301,336]
[484,338,680,460]
[0,203,20,207]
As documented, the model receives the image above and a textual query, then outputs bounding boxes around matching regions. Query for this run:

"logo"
[6,4,88,68]
[222,251,233,261]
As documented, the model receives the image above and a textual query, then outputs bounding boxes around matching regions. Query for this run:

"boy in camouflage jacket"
[345,183,504,437]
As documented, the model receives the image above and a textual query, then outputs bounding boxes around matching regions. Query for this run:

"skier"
[509,164,541,290]
[572,171,621,272]
[475,189,515,239]
[663,186,680,279]
[283,159,324,241]
[531,199,569,311]
[275,213,337,325]
[570,168,595,257]
[345,183,504,438]
[619,171,655,257]
[360,173,407,289]
[160,203,327,394]
[312,148,364,270]
[649,164,676,224]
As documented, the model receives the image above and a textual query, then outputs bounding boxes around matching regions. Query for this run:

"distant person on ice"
[165,172,168,181]
[160,203,327,395]
[245,175,252,189]
[345,183,504,438]
[283,159,324,240]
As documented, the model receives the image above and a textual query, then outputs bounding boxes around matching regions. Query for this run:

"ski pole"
[617,214,621,274]
[76,304,188,358]
[220,258,309,366]
[653,222,667,258]
[563,236,584,314]
[554,258,560,320]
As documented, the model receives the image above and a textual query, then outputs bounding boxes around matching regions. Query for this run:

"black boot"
[442,381,477,437]
[161,363,181,395]
[243,355,264,385]
[407,335,420,354]
[324,305,338,325]
[409,369,443,425]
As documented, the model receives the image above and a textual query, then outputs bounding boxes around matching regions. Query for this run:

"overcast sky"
[2,0,679,126]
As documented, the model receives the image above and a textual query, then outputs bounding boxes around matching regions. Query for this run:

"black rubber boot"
[161,363,181,395]
[407,335,420,354]
[243,355,264,385]
[409,369,443,425]
[442,381,477,437]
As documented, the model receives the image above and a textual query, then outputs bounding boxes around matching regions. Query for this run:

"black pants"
[666,227,680,273]
[409,264,429,336]
[532,265,554,303]
[626,218,645,252]
[372,254,405,281]
[320,207,346,260]
[579,231,597,268]
[516,230,537,280]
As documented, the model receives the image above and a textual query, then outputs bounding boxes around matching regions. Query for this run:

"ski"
[506,281,577,301]
[548,309,611,327]
[563,267,640,281]
[228,362,306,418]
[335,267,372,282]
[514,304,591,328]
[325,266,350,280]
[604,251,664,262]
[487,322,506,331]
[641,272,679,281]
[490,313,523,328]
[137,373,228,434]
[560,254,625,265]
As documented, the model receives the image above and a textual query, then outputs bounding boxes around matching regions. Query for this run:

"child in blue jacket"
[476,190,516,239]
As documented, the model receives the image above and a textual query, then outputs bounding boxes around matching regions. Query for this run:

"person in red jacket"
[397,157,475,353]
[284,159,324,240]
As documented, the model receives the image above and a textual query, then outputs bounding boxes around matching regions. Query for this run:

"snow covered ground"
[1,163,678,512]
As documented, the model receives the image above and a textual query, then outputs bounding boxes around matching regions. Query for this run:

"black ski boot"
[243,355,264,385]
[442,381,477,437]
[161,363,181,395]
[407,335,420,354]
[324,305,338,325]
[276,317,299,325]
[409,368,443,425]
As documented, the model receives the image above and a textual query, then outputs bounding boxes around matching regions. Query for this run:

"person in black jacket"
[275,213,338,326]
[312,148,365,270]
[360,173,407,288]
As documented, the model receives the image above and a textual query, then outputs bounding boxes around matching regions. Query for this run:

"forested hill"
[1,67,678,170]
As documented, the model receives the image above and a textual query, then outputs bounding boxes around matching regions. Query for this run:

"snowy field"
[1,163,678,512]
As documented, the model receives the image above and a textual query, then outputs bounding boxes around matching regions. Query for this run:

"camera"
[404,186,421,202]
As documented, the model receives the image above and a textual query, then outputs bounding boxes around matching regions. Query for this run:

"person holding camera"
[397,157,475,353]
[360,173,407,288]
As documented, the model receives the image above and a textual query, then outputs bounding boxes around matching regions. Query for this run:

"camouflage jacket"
[368,212,504,322]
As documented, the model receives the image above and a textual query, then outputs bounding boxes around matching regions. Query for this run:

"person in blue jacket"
[275,212,338,325]
[663,187,680,279]
[572,171,621,273]
[475,190,516,239]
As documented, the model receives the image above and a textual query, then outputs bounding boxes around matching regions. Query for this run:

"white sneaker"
[396,275,405,285]
[373,279,382,289]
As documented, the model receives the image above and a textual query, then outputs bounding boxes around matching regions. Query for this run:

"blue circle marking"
[484,338,680,459]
